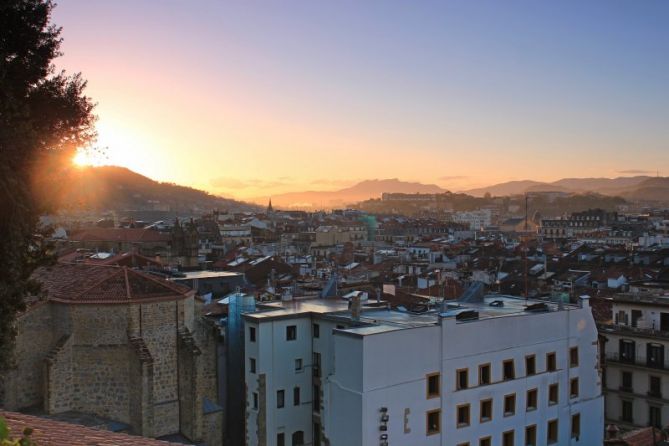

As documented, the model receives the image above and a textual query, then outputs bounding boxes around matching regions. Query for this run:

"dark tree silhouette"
[0,0,96,366]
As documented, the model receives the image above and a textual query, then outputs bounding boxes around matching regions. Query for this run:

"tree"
[0,0,96,367]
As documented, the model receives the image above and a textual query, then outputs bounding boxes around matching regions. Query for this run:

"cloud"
[209,177,293,190]
[617,169,654,175]
[309,178,357,187]
[438,175,469,181]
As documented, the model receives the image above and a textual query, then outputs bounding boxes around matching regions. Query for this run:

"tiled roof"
[0,411,184,445]
[69,228,170,243]
[32,264,192,304]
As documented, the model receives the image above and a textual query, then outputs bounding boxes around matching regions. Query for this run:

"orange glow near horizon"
[51,2,668,203]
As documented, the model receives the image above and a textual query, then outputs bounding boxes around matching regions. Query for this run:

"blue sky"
[55,0,669,196]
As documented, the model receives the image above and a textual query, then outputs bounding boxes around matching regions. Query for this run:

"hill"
[621,177,669,202]
[464,176,656,198]
[259,178,446,209]
[34,165,256,214]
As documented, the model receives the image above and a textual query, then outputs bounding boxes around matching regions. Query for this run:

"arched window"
[292,430,304,446]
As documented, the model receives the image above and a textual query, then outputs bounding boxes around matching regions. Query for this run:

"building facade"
[244,295,603,446]
[0,263,222,445]
[600,291,669,430]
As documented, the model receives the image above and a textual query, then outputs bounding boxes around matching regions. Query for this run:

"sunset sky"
[53,1,669,200]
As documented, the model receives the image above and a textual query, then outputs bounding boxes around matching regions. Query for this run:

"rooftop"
[171,270,243,280]
[0,411,184,446]
[244,294,582,336]
[31,264,193,305]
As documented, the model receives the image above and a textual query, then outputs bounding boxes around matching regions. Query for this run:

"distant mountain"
[34,165,256,214]
[464,176,657,198]
[260,178,446,209]
[622,177,669,202]
[465,180,558,197]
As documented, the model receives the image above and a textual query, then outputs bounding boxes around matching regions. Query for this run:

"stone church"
[0,263,222,445]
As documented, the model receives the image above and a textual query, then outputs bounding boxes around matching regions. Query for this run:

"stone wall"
[69,344,131,424]
[141,300,180,437]
[9,303,53,410]
[3,293,222,445]
[44,334,74,413]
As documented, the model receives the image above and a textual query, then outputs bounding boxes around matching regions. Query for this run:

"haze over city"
[53,0,669,200]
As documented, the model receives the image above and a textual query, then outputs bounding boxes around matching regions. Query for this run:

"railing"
[605,352,667,370]
[599,323,669,340]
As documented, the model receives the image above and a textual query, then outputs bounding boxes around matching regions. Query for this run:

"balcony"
[605,352,667,370]
[599,323,669,341]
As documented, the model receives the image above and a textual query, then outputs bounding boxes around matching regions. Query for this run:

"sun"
[72,149,90,167]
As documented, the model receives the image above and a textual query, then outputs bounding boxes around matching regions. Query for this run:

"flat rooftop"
[244,294,582,336]
[171,270,243,280]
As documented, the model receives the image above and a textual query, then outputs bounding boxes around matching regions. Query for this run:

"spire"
[267,198,274,214]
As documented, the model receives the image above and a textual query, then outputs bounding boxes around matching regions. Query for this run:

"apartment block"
[600,291,669,429]
[245,294,603,446]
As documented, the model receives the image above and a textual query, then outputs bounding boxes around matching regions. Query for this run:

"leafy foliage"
[0,417,35,446]
[0,0,96,368]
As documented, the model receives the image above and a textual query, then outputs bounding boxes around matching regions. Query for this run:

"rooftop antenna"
[524,194,529,301]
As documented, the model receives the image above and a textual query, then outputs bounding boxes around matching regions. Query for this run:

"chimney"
[351,293,361,321]
[605,424,620,440]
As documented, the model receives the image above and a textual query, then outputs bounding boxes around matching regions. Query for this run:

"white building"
[245,295,603,446]
[452,209,492,231]
[600,289,669,430]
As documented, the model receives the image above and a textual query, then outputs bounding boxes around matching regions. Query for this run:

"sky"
[53,0,669,200]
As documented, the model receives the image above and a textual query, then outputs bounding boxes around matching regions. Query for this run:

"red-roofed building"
[0,264,222,445]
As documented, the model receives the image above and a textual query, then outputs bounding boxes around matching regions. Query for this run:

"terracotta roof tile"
[31,264,192,304]
[69,228,170,243]
[0,411,184,445]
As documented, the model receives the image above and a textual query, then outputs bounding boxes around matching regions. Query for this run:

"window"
[570,378,579,398]
[547,419,558,444]
[457,404,470,427]
[525,425,537,446]
[252,392,258,410]
[313,423,321,446]
[650,375,662,397]
[548,383,559,405]
[312,352,321,377]
[571,413,580,439]
[621,371,633,391]
[503,360,515,380]
[546,352,557,372]
[526,388,538,411]
[277,389,285,408]
[313,384,321,413]
[622,400,633,422]
[479,363,491,385]
[293,387,300,406]
[456,368,468,390]
[313,323,320,338]
[570,346,579,367]
[650,405,662,428]
[525,355,536,376]
[504,393,516,416]
[277,433,285,446]
[286,325,297,341]
[503,430,515,446]
[480,399,492,422]
[426,409,441,435]
[620,339,636,363]
[295,358,303,372]
[249,326,256,342]
[427,373,440,398]
[479,437,491,446]
[249,357,256,374]
[647,343,664,369]
[292,431,304,446]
